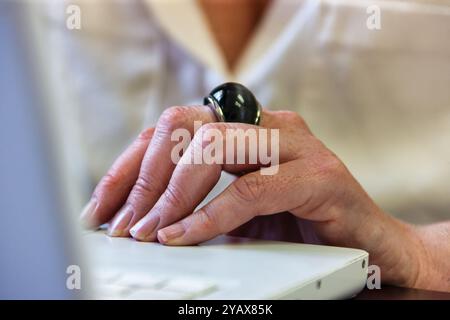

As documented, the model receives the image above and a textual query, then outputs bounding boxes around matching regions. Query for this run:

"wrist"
[413,224,450,291]
[356,211,426,288]
[314,201,425,288]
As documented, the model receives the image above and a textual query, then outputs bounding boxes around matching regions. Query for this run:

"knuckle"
[159,106,190,132]
[199,122,222,132]
[99,172,123,190]
[194,123,224,149]
[279,111,309,129]
[281,110,302,121]
[133,174,162,197]
[93,171,125,199]
[163,184,190,210]
[230,175,265,203]
[325,156,347,178]
[311,151,346,180]
[137,127,155,141]
[195,207,222,234]
[291,114,307,127]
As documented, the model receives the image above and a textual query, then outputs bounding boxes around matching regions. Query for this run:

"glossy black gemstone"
[204,82,260,125]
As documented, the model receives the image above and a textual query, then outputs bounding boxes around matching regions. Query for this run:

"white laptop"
[83,229,367,300]
[0,1,368,300]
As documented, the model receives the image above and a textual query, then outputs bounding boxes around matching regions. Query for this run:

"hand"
[81,105,426,288]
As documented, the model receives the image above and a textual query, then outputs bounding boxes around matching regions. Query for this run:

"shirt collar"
[144,0,302,82]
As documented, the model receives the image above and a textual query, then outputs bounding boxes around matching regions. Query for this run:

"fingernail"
[130,214,160,241]
[80,199,98,229]
[108,207,133,237]
[157,223,185,244]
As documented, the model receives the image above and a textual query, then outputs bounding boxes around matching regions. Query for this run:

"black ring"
[203,82,262,125]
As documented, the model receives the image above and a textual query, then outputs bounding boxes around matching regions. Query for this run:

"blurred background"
[2,0,450,232]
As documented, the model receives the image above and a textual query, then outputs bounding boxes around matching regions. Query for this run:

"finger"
[107,106,216,237]
[108,108,308,237]
[80,127,154,228]
[130,120,301,242]
[157,156,340,246]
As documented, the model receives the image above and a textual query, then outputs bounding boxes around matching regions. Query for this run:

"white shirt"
[44,0,450,222]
